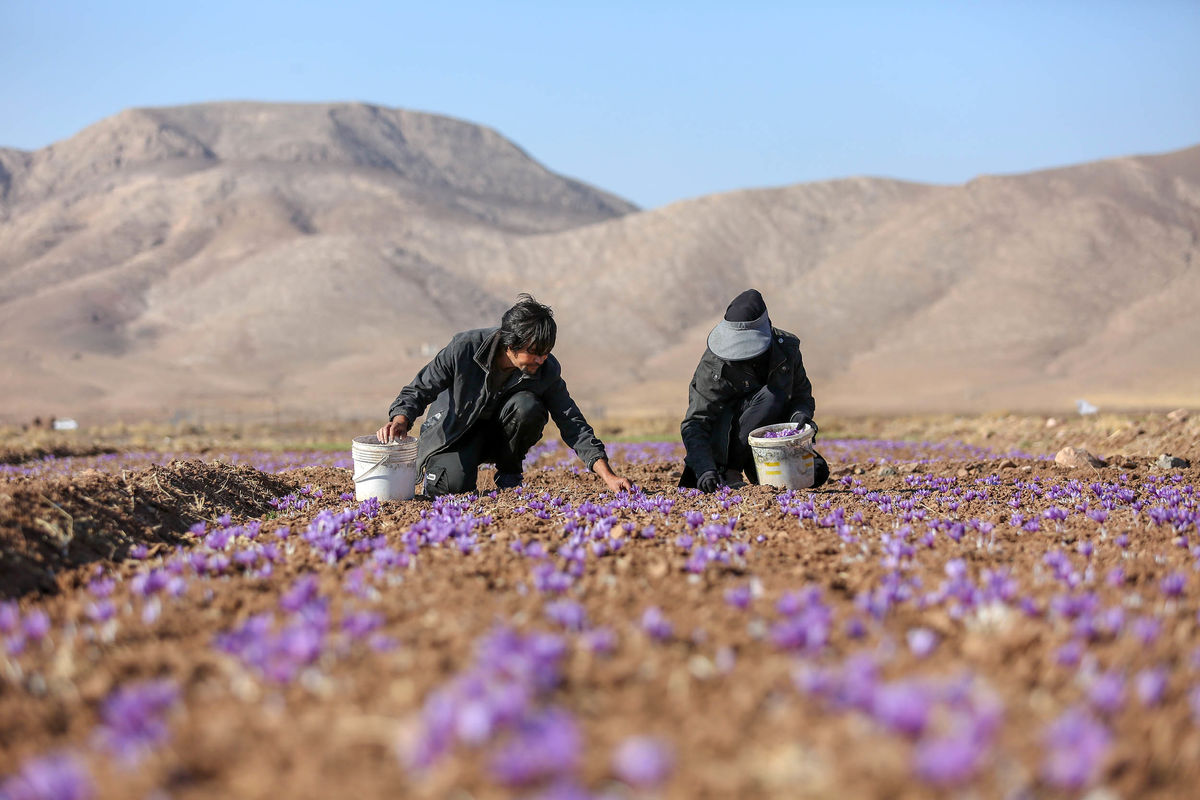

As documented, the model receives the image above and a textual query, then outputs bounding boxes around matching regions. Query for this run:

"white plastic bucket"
[747,423,817,490]
[351,435,418,502]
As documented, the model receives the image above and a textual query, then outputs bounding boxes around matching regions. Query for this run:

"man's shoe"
[495,471,524,490]
[723,468,747,490]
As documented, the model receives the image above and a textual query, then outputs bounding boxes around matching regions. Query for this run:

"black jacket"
[389,327,608,475]
[680,327,816,478]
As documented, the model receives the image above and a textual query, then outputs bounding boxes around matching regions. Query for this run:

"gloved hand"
[790,413,818,442]
[697,470,721,493]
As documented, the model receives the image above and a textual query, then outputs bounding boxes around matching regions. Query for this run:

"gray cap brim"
[707,311,772,360]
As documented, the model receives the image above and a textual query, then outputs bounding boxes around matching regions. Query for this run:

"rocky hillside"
[0,102,1196,423]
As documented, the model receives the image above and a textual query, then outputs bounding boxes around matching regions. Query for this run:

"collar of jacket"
[473,328,503,374]
[474,327,532,383]
[722,329,787,378]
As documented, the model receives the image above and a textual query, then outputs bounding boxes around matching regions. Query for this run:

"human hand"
[593,458,633,494]
[790,413,817,442]
[697,470,721,493]
[376,416,410,443]
[603,473,634,494]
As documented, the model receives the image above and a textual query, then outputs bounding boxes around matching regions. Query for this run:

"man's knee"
[811,453,830,488]
[421,456,474,497]
[500,391,548,436]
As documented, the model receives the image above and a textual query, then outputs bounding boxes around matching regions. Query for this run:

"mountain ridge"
[0,102,1197,423]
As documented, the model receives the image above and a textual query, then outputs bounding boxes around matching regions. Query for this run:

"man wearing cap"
[680,289,829,492]
[377,293,633,498]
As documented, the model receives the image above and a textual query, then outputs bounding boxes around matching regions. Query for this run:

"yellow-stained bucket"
[747,423,816,490]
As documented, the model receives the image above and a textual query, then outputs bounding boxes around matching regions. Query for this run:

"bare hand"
[376,416,410,443]
[593,457,633,494]
[603,473,634,494]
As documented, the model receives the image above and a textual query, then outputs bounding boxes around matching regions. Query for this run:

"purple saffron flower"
[769,606,831,653]
[544,600,588,632]
[280,574,320,612]
[1160,572,1187,598]
[0,752,93,800]
[85,601,115,624]
[95,679,180,767]
[1134,667,1168,707]
[913,735,982,785]
[611,736,674,787]
[1132,616,1162,645]
[530,780,598,800]
[641,607,673,642]
[1042,708,1111,790]
[22,610,50,641]
[342,611,384,639]
[871,682,931,737]
[0,602,19,635]
[488,707,580,786]
[581,627,616,655]
[724,585,752,610]
[88,578,115,598]
[1087,672,1125,715]
[907,628,939,658]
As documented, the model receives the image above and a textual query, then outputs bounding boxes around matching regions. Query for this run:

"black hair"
[499,293,557,355]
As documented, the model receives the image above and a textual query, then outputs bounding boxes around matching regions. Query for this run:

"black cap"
[724,289,767,322]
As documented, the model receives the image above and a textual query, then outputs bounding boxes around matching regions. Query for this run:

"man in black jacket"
[680,289,829,492]
[377,294,633,497]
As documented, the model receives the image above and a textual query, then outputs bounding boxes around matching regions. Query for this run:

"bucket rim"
[352,434,416,447]
[747,423,815,446]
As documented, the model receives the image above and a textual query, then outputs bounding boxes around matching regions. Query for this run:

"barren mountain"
[0,102,1197,424]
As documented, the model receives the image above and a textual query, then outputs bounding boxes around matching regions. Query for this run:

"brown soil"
[1,462,298,597]
[1,420,1199,799]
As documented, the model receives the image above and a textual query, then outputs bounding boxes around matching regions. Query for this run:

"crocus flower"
[871,682,931,737]
[488,707,580,786]
[612,736,674,787]
[0,752,93,800]
[0,602,18,634]
[913,735,982,785]
[1132,616,1162,646]
[22,610,50,641]
[1134,667,1168,707]
[544,600,588,632]
[581,627,616,656]
[1087,672,1125,715]
[907,628,939,658]
[1042,708,1111,790]
[641,607,673,642]
[1160,572,1187,598]
[94,679,180,767]
[724,585,752,610]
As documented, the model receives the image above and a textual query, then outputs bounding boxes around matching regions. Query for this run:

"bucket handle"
[353,451,393,483]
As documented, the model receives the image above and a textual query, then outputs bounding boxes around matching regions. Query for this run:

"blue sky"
[2,1,1198,209]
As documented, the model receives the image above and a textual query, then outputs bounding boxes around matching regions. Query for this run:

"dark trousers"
[682,384,830,488]
[422,391,548,497]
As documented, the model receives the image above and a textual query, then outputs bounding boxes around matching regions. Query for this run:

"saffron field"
[1,414,1198,799]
